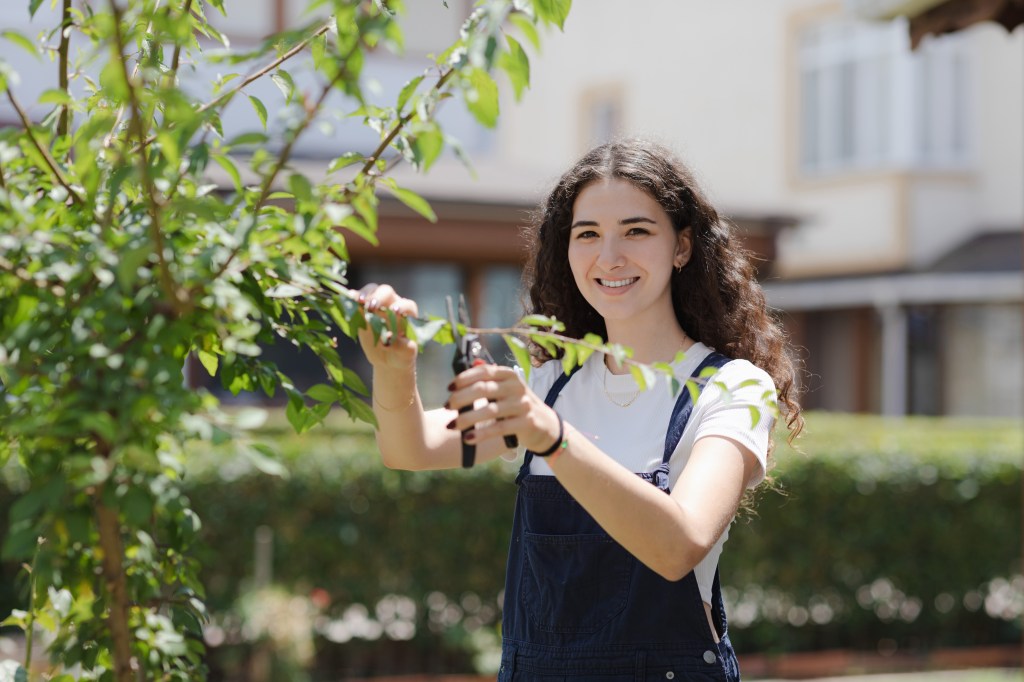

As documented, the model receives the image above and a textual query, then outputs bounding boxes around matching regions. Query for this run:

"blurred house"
[2,0,1020,415]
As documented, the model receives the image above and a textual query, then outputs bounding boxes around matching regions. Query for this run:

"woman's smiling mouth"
[598,277,639,289]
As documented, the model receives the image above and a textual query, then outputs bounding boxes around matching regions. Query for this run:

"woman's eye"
[574,230,598,239]
[626,227,650,236]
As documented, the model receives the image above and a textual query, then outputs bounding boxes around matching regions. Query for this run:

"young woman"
[357,140,802,681]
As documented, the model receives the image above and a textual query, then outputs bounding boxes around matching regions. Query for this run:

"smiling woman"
[355,139,804,681]
[567,177,691,360]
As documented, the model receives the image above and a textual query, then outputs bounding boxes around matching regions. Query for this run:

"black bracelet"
[534,414,566,458]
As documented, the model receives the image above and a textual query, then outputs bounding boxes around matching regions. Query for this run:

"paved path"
[756,670,1022,682]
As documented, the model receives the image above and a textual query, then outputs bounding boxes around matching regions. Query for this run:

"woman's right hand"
[355,283,419,373]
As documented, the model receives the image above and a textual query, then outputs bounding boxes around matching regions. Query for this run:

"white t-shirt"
[519,342,776,603]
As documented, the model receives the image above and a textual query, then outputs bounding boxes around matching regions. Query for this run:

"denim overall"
[498,352,741,681]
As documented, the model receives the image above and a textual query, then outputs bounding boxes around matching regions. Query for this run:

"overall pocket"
[519,531,634,634]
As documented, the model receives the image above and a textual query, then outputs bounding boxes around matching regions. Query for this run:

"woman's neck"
[603,320,693,374]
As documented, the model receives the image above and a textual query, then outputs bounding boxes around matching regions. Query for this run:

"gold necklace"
[602,368,641,408]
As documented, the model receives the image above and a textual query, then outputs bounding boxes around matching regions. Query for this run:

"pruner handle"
[453,343,517,468]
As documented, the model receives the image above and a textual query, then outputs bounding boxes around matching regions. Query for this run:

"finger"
[461,414,531,446]
[450,363,520,390]
[363,283,398,312]
[446,393,529,432]
[357,282,379,303]
[446,378,521,412]
[387,297,419,320]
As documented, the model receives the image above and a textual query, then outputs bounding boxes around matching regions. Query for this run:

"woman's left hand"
[446,364,561,453]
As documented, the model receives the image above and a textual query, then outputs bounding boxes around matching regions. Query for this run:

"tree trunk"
[96,499,134,682]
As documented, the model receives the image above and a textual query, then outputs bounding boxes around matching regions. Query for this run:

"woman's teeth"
[599,277,638,288]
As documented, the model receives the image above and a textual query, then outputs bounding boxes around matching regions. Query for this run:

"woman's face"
[567,178,691,335]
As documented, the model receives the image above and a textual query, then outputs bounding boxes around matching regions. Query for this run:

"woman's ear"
[674,227,693,270]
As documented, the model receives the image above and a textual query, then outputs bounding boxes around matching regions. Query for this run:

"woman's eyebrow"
[620,216,657,226]
[569,216,657,229]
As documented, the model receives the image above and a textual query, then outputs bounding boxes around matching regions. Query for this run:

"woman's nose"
[596,238,625,270]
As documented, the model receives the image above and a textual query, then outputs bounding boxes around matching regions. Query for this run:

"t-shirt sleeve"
[691,360,777,487]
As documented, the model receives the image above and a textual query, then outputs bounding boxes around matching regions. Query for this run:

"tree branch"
[168,0,194,80]
[102,0,163,150]
[203,39,361,287]
[5,89,85,206]
[109,0,188,317]
[57,0,72,139]
[195,19,333,117]
[353,66,455,181]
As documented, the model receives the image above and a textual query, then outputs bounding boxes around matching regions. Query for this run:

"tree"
[0,0,571,679]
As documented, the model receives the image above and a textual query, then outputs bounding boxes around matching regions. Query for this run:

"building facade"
[2,0,1020,415]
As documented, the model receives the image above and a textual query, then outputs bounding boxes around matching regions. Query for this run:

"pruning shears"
[446,295,518,468]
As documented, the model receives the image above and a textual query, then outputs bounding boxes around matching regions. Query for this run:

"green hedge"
[2,412,1021,674]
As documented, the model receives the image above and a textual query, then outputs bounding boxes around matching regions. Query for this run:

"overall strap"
[518,364,584,477]
[661,351,731,463]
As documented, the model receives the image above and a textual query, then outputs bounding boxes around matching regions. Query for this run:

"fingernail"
[390,303,402,313]
[368,298,378,311]
[443,400,451,409]
[447,381,456,391]
[463,431,476,444]
[446,419,456,430]
[357,294,366,303]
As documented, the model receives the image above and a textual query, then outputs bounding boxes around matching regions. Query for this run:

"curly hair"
[523,139,803,445]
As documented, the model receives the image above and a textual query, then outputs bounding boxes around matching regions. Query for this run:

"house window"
[196,262,526,410]
[580,86,624,151]
[798,17,969,175]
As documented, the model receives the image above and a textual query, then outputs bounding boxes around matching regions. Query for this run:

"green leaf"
[385,183,436,222]
[505,334,531,383]
[248,95,268,129]
[116,242,151,288]
[81,413,118,443]
[509,12,541,50]
[226,131,268,147]
[340,392,376,427]
[99,57,128,102]
[629,363,656,392]
[2,28,37,57]
[271,69,295,101]
[341,366,368,396]
[462,67,499,128]
[748,405,762,429]
[28,0,44,18]
[121,486,153,525]
[409,124,444,172]
[265,283,304,298]
[560,342,576,375]
[10,477,64,522]
[197,350,218,376]
[288,173,314,206]
[408,317,445,347]
[0,610,28,629]
[685,378,701,405]
[521,314,565,331]
[397,74,424,112]
[245,443,289,478]
[1,524,38,560]
[327,152,363,174]
[499,35,530,101]
[211,153,242,191]
[38,88,72,105]
[339,214,378,246]
[285,393,306,433]
[534,0,572,30]
[699,365,722,379]
[306,383,339,403]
